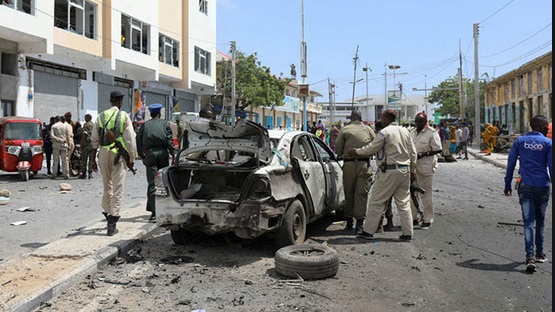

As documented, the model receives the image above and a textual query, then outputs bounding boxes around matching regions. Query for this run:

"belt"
[343,158,370,162]
[383,164,409,170]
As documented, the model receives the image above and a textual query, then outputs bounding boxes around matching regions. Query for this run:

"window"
[158,34,179,67]
[1,0,32,14]
[538,68,543,91]
[199,0,208,14]
[194,46,211,75]
[121,14,150,55]
[54,0,96,39]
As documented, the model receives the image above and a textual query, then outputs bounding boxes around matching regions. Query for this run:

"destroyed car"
[154,118,344,247]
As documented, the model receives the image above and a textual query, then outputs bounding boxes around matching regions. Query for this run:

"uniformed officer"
[347,109,417,242]
[136,103,176,222]
[334,110,376,235]
[410,112,442,229]
[91,91,137,236]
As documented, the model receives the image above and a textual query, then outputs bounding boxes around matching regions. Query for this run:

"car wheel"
[275,200,306,248]
[170,229,191,245]
[274,244,339,280]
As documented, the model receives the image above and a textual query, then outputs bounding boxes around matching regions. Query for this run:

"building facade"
[319,93,426,126]
[484,51,552,134]
[0,0,216,122]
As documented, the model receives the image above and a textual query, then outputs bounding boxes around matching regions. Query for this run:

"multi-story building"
[484,51,552,134]
[0,0,216,122]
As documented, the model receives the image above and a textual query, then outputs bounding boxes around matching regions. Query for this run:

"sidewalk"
[0,203,158,312]
[0,148,512,312]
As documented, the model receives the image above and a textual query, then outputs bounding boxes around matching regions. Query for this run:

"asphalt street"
[0,146,519,312]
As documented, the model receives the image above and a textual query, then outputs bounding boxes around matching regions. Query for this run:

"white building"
[0,0,216,122]
[318,93,430,125]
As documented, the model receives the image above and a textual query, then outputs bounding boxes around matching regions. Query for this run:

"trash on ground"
[16,207,35,212]
[11,221,27,226]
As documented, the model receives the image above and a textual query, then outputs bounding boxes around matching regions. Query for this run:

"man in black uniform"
[136,103,176,222]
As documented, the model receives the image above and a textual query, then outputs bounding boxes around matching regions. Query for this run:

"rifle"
[105,130,136,174]
[410,183,425,221]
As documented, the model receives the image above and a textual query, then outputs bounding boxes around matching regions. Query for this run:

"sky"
[216,0,552,102]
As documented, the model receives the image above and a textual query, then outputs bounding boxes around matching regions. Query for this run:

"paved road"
[0,146,535,312]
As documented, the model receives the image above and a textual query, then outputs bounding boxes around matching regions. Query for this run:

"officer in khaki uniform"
[136,103,176,222]
[348,109,417,241]
[334,110,375,235]
[410,112,442,229]
[91,91,137,236]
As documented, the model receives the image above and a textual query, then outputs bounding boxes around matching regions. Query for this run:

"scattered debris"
[59,183,72,192]
[0,189,11,197]
[0,196,10,205]
[16,207,35,212]
[10,221,27,226]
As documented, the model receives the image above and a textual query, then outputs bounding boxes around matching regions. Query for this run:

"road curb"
[2,208,159,312]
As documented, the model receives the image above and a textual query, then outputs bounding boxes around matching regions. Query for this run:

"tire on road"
[275,244,339,280]
[275,200,306,248]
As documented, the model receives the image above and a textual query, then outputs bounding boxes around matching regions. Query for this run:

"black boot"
[355,219,364,235]
[79,172,87,179]
[88,170,93,179]
[384,216,394,232]
[345,218,354,230]
[107,215,120,236]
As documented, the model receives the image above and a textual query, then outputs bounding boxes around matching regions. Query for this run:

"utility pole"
[231,40,236,127]
[351,45,359,108]
[328,77,334,124]
[300,0,308,131]
[473,23,481,146]
[458,41,465,122]
[363,64,371,118]
[384,64,388,110]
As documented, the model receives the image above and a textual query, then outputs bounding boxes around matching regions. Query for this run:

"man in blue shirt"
[504,115,552,273]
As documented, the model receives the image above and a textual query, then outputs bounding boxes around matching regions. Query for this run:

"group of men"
[334,109,448,242]
[332,108,551,272]
[44,112,94,179]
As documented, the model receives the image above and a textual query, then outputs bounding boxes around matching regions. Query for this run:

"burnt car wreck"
[155,118,344,247]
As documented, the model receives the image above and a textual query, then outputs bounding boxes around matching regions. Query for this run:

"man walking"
[90,91,137,236]
[348,109,417,242]
[460,121,470,160]
[136,103,176,222]
[79,113,94,179]
[504,115,552,273]
[50,115,70,180]
[409,112,442,229]
[334,110,375,234]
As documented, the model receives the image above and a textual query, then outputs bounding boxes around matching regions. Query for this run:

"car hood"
[185,118,272,162]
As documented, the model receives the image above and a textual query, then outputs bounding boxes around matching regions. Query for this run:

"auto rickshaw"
[0,116,44,181]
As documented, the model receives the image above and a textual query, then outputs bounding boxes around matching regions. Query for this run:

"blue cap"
[148,103,163,113]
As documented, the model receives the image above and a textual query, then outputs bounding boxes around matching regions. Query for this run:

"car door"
[291,135,326,216]
[310,137,345,210]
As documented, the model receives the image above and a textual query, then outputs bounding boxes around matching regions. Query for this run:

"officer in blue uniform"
[136,103,176,222]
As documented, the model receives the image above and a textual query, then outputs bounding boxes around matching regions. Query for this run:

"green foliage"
[217,51,291,110]
[428,75,486,123]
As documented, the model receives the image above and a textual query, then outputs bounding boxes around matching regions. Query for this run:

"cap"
[148,103,164,114]
[64,111,72,118]
[110,91,125,100]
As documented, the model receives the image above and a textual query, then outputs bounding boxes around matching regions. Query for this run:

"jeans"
[518,182,550,259]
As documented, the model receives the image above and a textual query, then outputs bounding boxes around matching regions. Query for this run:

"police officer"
[91,91,137,236]
[136,103,176,222]
[334,110,375,235]
[348,109,417,242]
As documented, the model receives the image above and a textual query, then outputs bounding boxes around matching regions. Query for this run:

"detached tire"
[275,200,306,248]
[275,244,339,280]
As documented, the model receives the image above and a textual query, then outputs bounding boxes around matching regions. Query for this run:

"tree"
[215,50,291,112]
[428,75,487,124]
